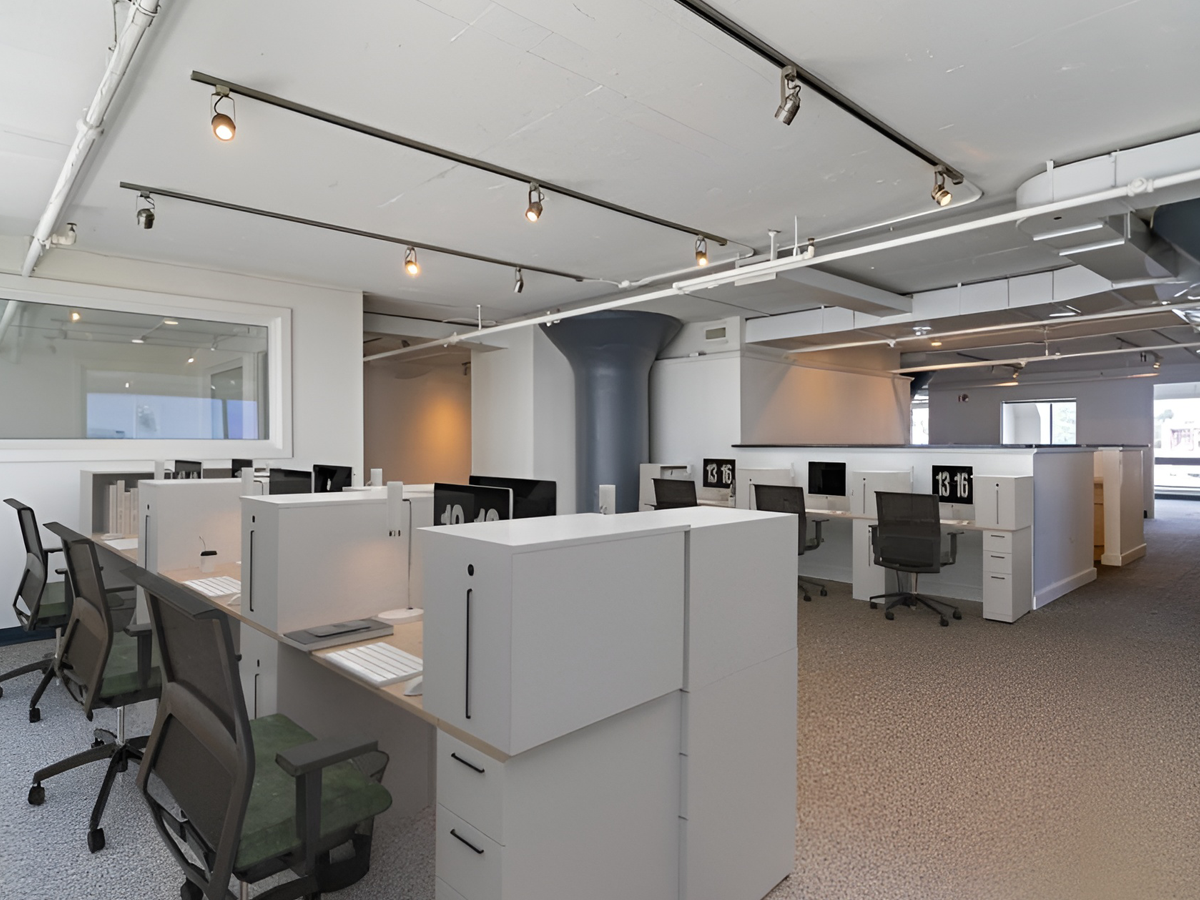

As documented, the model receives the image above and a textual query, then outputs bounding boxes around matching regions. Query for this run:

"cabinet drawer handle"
[450,828,484,854]
[989,575,1006,580]
[990,554,1005,559]
[464,588,472,720]
[451,752,484,774]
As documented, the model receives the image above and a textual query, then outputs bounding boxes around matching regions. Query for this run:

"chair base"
[28,722,148,852]
[797,576,828,603]
[0,653,54,699]
[869,590,963,627]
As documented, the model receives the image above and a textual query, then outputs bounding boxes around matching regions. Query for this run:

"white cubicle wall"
[1094,447,1147,566]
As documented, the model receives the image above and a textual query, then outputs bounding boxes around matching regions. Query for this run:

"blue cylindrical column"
[541,310,681,513]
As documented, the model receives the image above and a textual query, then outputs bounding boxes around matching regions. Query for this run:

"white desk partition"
[734,467,793,509]
[139,478,261,576]
[1094,447,1147,566]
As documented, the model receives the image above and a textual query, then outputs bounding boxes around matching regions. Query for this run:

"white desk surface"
[801,510,1005,531]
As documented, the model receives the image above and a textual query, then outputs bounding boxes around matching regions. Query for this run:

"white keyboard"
[323,642,423,687]
[184,576,242,598]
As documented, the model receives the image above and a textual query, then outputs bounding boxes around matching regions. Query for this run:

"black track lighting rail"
[189,71,731,247]
[669,0,964,183]
[118,182,594,281]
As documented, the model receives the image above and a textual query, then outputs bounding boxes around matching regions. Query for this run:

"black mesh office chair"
[652,477,697,509]
[27,525,160,853]
[1,499,69,703]
[753,484,830,602]
[127,565,393,900]
[867,491,964,627]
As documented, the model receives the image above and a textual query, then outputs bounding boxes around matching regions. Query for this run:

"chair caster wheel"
[116,756,128,773]
[884,611,894,620]
[92,739,104,748]
[87,828,105,853]
[869,602,877,609]
[803,595,812,602]
[181,882,204,900]
[940,618,949,627]
[29,708,40,723]
[28,784,45,806]
[953,610,962,620]
[0,685,4,698]
[820,589,828,596]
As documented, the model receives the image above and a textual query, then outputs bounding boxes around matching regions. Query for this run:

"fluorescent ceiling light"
[1057,238,1126,256]
[1030,222,1104,241]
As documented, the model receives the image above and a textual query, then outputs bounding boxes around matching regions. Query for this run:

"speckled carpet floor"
[1,503,1197,900]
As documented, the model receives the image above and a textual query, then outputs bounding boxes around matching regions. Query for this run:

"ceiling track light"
[774,65,802,125]
[135,192,155,229]
[189,72,734,250]
[931,167,961,207]
[513,268,524,294]
[119,182,594,281]
[525,183,544,223]
[211,86,236,141]
[404,246,420,276]
[695,236,709,266]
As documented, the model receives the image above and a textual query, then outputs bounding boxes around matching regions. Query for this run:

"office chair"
[652,477,698,509]
[867,491,964,627]
[753,484,830,602]
[127,565,393,900]
[1,498,76,711]
[26,525,160,853]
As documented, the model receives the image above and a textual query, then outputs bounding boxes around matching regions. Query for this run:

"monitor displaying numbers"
[433,483,513,526]
[932,465,973,504]
[702,458,736,490]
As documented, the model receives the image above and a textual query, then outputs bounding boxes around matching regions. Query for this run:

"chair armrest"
[276,735,378,777]
[124,622,154,687]
[45,546,63,555]
[55,567,67,576]
[942,531,965,566]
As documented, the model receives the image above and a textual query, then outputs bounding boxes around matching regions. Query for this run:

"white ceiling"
[3,0,1200,325]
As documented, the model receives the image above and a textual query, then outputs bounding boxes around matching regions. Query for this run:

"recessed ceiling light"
[930,340,943,347]
[187,357,195,364]
[131,338,144,344]
[70,311,81,322]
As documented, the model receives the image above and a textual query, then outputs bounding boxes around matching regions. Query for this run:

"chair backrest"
[45,524,114,716]
[753,484,810,554]
[873,491,943,573]
[652,477,697,509]
[127,564,253,895]
[6,498,52,627]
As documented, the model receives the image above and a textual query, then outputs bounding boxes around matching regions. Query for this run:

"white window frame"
[0,274,292,462]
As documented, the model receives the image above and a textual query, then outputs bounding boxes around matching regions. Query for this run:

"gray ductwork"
[1153,198,1200,264]
[1021,212,1178,284]
[541,310,681,514]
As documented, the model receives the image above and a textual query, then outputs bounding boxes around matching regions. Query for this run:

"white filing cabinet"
[980,527,1033,622]
[973,475,1033,530]
[422,515,686,757]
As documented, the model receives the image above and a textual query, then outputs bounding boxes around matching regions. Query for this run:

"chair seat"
[26,580,68,630]
[96,631,161,701]
[235,714,392,871]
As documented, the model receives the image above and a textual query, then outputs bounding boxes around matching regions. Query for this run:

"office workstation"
[3,4,1200,899]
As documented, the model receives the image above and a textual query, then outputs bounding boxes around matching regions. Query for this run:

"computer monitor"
[231,459,253,478]
[313,464,353,494]
[433,483,512,525]
[807,461,847,498]
[173,459,202,480]
[268,468,312,495]
[468,476,556,518]
[652,477,698,509]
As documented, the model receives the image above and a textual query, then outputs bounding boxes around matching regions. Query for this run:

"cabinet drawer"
[437,731,506,844]
[983,551,1012,574]
[436,806,503,900]
[981,531,1012,553]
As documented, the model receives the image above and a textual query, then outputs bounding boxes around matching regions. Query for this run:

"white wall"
[470,327,575,513]
[364,362,471,484]
[0,247,363,629]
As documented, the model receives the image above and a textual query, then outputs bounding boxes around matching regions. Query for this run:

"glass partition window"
[910,388,929,445]
[0,299,269,440]
[1001,399,1076,445]
[1152,390,1200,494]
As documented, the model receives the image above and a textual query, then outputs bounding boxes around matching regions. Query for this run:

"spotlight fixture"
[70,311,81,322]
[1010,365,1023,380]
[514,268,524,294]
[187,356,195,364]
[774,65,802,125]
[136,192,155,229]
[211,86,236,141]
[695,236,709,266]
[525,182,544,223]
[404,245,420,276]
[931,168,953,207]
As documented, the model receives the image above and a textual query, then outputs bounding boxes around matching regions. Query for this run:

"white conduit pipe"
[364,167,1200,364]
[21,0,161,278]
[892,339,1200,375]
[0,300,20,349]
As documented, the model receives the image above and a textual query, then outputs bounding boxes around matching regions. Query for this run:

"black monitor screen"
[173,459,202,480]
[434,483,512,526]
[468,476,556,518]
[652,477,698,509]
[231,459,253,477]
[313,465,353,493]
[269,468,312,495]
[808,461,847,497]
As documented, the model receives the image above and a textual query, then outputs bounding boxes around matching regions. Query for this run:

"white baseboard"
[1035,567,1097,608]
[1100,543,1146,567]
